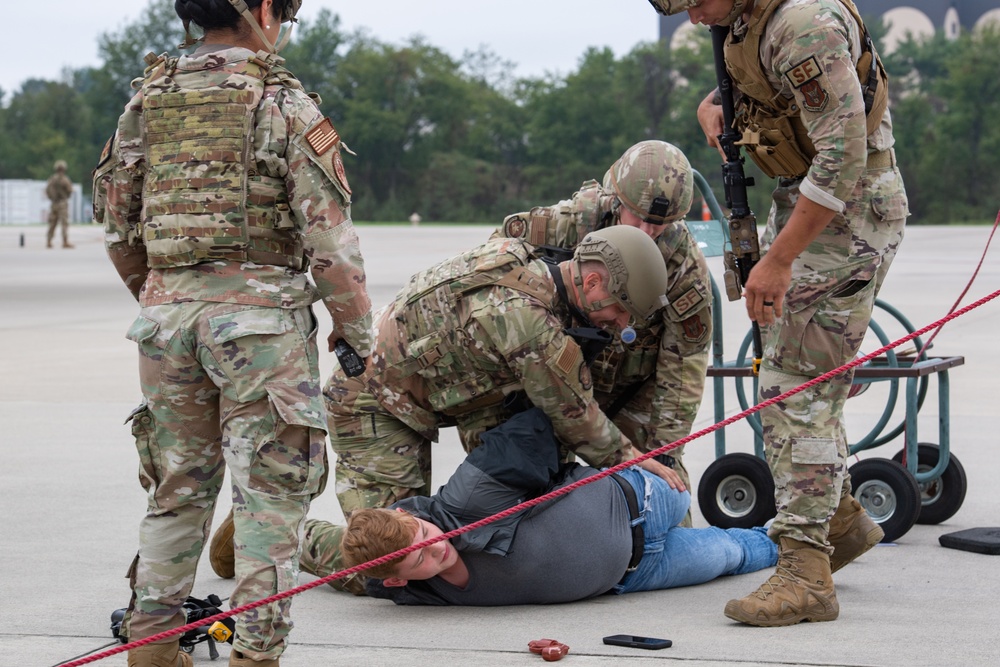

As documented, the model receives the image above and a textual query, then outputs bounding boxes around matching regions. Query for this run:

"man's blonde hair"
[340,508,418,579]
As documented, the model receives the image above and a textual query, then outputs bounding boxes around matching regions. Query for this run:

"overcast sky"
[2,1,663,94]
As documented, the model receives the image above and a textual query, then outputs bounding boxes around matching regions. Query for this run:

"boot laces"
[749,552,804,600]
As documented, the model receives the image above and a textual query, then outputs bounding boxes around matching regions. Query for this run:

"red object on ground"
[528,639,570,661]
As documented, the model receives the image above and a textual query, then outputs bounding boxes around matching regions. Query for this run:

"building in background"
[0,180,86,225]
[660,1,1000,53]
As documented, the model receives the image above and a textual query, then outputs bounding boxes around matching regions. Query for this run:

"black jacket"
[366,408,592,599]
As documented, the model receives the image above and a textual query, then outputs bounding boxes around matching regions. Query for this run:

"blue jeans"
[613,467,778,594]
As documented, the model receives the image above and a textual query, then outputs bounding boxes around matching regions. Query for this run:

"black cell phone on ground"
[603,634,672,650]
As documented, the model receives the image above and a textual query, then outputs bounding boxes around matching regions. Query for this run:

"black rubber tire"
[849,458,922,542]
[698,453,776,529]
[891,444,968,525]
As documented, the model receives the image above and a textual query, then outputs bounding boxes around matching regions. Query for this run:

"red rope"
[58,286,1000,667]
[898,213,998,467]
[915,211,1000,358]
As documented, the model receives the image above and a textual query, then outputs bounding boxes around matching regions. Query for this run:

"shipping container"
[0,179,85,225]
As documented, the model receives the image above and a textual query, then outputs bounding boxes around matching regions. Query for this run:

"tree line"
[1,0,997,224]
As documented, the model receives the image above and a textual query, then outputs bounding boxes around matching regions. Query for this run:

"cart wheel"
[849,458,922,542]
[180,644,195,654]
[698,453,776,529]
[891,444,968,525]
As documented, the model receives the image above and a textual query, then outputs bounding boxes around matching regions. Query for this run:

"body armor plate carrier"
[140,53,304,270]
[723,0,888,179]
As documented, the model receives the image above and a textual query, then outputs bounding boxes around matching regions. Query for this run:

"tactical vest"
[724,0,889,179]
[390,239,557,416]
[139,52,305,269]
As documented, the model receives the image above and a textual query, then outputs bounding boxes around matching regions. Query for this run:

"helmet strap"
[179,19,204,49]
[719,0,749,26]
[179,1,294,52]
[545,261,595,327]
[570,260,620,317]
[226,0,284,54]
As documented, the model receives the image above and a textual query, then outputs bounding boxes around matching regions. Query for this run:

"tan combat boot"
[210,509,236,579]
[230,650,279,666]
[828,494,884,573]
[724,537,839,627]
[127,640,193,667]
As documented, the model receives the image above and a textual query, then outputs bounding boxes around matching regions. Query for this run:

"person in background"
[46,160,74,249]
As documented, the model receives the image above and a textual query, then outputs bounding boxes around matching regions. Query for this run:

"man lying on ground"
[327,409,777,605]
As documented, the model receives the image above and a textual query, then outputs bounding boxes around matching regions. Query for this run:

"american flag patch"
[556,338,581,375]
[305,118,340,156]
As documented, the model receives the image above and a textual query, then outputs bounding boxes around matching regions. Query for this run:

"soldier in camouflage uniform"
[46,160,74,248]
[647,0,908,626]
[93,1,371,665]
[278,226,682,593]
[495,141,712,511]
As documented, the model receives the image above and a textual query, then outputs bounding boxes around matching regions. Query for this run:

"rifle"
[710,25,763,375]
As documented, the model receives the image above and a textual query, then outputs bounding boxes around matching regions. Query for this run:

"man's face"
[389,517,460,582]
[618,208,669,241]
[582,275,632,330]
[687,0,737,25]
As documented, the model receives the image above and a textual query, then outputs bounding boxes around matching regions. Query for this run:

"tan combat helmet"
[573,225,669,322]
[646,0,748,25]
[54,160,67,172]
[604,140,694,225]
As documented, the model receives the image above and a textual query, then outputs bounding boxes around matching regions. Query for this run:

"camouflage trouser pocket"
[329,410,376,442]
[247,382,328,498]
[769,277,877,377]
[331,412,430,496]
[126,403,161,507]
[790,437,839,465]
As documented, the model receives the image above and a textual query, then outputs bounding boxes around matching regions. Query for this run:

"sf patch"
[785,56,829,113]
[669,286,705,320]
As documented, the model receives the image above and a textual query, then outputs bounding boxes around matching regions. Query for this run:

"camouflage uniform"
[319,237,642,585]
[46,162,73,248]
[94,45,372,660]
[726,0,908,550]
[495,181,712,494]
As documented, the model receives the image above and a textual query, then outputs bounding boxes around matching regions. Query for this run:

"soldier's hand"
[697,90,726,161]
[743,247,792,326]
[633,448,686,491]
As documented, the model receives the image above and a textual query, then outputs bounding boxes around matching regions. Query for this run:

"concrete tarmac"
[2,223,999,667]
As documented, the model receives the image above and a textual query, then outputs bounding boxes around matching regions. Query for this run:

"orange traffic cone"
[701,198,712,221]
